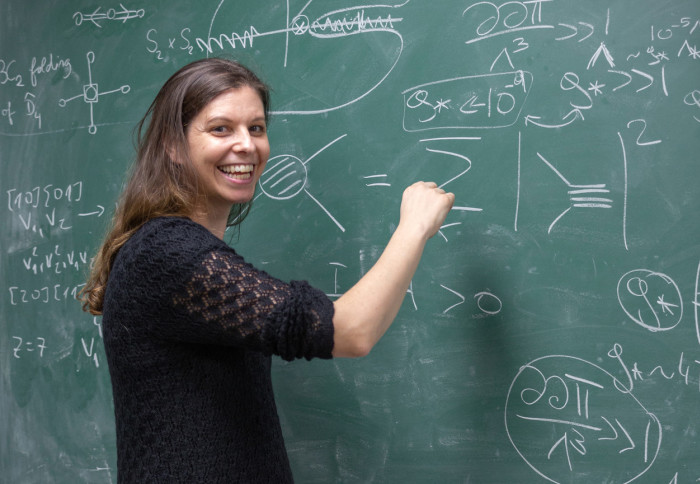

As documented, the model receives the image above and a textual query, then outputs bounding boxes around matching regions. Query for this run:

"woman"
[80,58,454,483]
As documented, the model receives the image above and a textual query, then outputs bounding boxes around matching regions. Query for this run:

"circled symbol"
[617,269,682,332]
[290,15,309,36]
[258,155,308,200]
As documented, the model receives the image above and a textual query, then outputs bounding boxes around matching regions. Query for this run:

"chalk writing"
[677,40,700,60]
[292,7,400,39]
[474,291,503,315]
[651,17,700,42]
[0,59,24,87]
[441,285,466,314]
[626,119,662,146]
[363,174,391,188]
[402,71,532,131]
[81,337,100,368]
[608,343,700,394]
[12,336,47,359]
[555,22,595,43]
[23,93,42,128]
[617,270,683,332]
[684,90,700,122]
[8,283,86,306]
[5,181,95,239]
[1,3,698,482]
[73,4,145,28]
[7,181,83,212]
[1,101,15,126]
[506,354,662,483]
[146,28,195,61]
[535,151,614,235]
[28,54,72,88]
[525,72,591,129]
[588,42,615,70]
[256,134,347,232]
[140,1,408,113]
[440,286,503,317]
[21,245,90,276]
[58,51,130,134]
[326,262,348,299]
[463,0,554,44]
[197,1,407,115]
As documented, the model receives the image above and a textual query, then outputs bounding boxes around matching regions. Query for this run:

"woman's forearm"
[331,182,454,358]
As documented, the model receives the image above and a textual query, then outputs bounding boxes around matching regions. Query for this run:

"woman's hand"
[398,181,455,240]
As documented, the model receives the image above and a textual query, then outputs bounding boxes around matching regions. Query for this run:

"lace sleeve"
[171,249,335,361]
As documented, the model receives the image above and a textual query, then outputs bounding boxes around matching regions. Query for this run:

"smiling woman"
[78,57,454,483]
[184,86,270,238]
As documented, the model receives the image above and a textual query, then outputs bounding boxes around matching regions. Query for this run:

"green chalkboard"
[2,1,699,482]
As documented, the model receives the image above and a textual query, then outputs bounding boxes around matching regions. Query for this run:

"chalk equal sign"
[260,155,307,200]
[364,174,391,187]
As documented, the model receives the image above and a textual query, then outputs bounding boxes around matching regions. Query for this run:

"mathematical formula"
[1,1,698,482]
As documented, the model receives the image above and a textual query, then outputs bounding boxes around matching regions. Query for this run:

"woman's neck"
[189,208,229,240]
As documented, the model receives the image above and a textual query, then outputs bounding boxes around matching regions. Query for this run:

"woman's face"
[185,86,270,219]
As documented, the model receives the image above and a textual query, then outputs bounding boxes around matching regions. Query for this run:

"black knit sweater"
[102,217,335,483]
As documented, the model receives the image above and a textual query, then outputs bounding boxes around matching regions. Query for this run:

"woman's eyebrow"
[205,115,266,124]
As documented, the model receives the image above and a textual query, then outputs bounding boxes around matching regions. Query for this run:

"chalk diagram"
[505,354,662,484]
[535,151,614,234]
[401,71,533,131]
[73,4,145,28]
[255,133,347,232]
[206,0,408,115]
[58,51,130,134]
[617,269,683,333]
[417,136,484,242]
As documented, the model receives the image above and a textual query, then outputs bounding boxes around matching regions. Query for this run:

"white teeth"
[219,164,254,174]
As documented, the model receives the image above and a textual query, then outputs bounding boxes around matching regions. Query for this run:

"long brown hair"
[79,58,271,315]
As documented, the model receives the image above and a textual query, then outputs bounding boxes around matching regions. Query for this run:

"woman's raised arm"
[331,181,455,358]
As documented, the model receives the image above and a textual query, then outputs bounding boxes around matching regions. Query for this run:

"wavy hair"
[80,58,270,315]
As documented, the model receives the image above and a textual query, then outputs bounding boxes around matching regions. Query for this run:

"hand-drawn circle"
[505,355,661,483]
[290,15,309,36]
[258,154,307,200]
[474,291,502,315]
[208,1,405,115]
[617,269,683,332]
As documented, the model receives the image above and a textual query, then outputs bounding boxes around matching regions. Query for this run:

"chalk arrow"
[525,108,584,129]
[78,205,105,217]
[587,42,615,69]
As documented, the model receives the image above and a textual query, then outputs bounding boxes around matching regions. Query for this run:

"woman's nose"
[232,129,254,152]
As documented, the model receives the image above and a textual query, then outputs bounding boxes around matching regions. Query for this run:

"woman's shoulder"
[135,216,222,246]
[120,216,232,267]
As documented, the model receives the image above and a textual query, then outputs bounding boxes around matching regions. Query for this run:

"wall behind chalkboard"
[2,1,699,482]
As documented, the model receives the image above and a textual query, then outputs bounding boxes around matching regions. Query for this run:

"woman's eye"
[211,126,228,134]
[250,124,266,134]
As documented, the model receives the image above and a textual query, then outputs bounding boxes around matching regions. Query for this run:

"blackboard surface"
[2,1,699,482]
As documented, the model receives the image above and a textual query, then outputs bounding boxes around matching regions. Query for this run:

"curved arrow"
[524,108,584,129]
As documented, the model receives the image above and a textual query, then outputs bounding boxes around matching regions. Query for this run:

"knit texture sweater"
[102,216,335,483]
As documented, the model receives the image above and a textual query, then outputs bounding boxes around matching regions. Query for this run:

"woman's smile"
[185,86,270,219]
[218,163,256,182]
